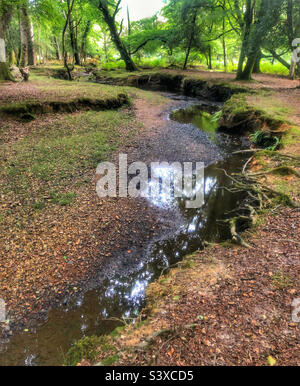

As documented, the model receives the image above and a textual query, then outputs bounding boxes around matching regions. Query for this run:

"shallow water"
[0,94,249,366]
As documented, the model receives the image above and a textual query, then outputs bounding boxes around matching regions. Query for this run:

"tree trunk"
[240,51,258,80]
[36,19,41,63]
[19,7,28,67]
[28,20,36,65]
[69,18,80,66]
[268,49,290,70]
[253,50,262,73]
[62,0,75,80]
[236,0,254,79]
[289,57,296,79]
[19,3,35,66]
[238,0,271,80]
[53,37,61,60]
[183,10,197,70]
[98,1,137,72]
[81,21,91,64]
[287,0,296,79]
[208,45,212,69]
[222,18,227,71]
[127,6,131,55]
[103,32,109,62]
[0,3,13,80]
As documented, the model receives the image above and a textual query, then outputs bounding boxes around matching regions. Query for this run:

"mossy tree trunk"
[237,0,282,81]
[236,0,254,80]
[98,0,137,72]
[0,1,13,81]
[253,51,262,73]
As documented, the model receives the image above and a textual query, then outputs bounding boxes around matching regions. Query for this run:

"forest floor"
[0,68,299,366]
[90,207,299,366]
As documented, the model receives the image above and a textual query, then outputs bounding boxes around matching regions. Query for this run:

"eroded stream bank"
[0,91,250,366]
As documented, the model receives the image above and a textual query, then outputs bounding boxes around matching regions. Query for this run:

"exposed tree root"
[218,157,300,247]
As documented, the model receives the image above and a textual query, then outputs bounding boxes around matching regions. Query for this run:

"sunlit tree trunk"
[19,6,28,67]
[19,2,35,66]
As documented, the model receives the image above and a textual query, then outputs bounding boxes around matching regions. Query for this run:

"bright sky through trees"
[120,0,165,22]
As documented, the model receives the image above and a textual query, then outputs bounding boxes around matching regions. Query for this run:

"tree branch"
[130,37,168,55]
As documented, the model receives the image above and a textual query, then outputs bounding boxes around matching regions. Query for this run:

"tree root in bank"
[217,158,299,248]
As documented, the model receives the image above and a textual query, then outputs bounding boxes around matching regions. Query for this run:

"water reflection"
[0,99,249,366]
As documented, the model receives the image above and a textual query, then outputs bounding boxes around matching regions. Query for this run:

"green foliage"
[249,131,280,151]
[101,355,119,366]
[271,272,292,290]
[64,336,102,366]
[2,0,299,76]
[49,192,76,206]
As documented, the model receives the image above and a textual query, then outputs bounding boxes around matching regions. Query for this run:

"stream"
[0,92,250,366]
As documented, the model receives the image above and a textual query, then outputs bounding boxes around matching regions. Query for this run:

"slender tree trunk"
[98,0,137,72]
[287,0,297,79]
[127,5,131,54]
[208,46,212,69]
[62,0,75,80]
[81,21,91,64]
[289,57,296,79]
[268,48,291,70]
[19,7,28,67]
[222,19,227,71]
[69,18,80,65]
[183,11,198,70]
[53,37,61,60]
[103,32,109,62]
[36,19,41,63]
[28,20,36,65]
